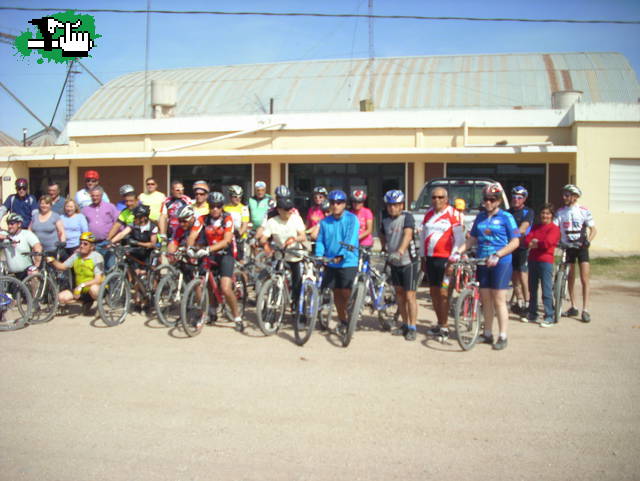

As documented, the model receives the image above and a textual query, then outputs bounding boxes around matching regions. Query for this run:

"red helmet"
[350,189,367,202]
[84,170,100,180]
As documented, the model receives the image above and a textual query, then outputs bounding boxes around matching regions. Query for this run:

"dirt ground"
[1,279,639,481]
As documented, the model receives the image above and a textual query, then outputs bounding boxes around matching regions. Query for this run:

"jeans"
[96,241,115,272]
[528,260,554,321]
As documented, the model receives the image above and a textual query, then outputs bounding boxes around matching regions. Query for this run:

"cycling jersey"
[1,193,38,227]
[420,205,463,258]
[117,208,135,226]
[63,251,104,287]
[248,195,272,228]
[380,211,418,267]
[224,203,250,238]
[470,209,519,260]
[161,195,192,238]
[315,211,360,269]
[170,224,192,248]
[191,213,235,256]
[130,221,158,243]
[4,229,40,274]
[351,207,373,247]
[508,206,535,239]
[306,205,326,228]
[554,204,595,245]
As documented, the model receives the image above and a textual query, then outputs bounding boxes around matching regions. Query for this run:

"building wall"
[575,122,640,253]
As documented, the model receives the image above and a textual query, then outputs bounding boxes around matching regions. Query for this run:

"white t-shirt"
[75,188,110,209]
[5,229,40,273]
[554,204,595,245]
[263,214,306,262]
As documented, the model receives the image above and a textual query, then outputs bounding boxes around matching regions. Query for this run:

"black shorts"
[211,253,235,278]
[236,238,246,261]
[322,267,357,290]
[566,246,590,264]
[511,248,529,272]
[390,261,420,292]
[425,257,447,288]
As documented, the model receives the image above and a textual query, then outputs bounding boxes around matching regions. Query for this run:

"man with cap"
[191,180,210,217]
[0,213,43,280]
[0,178,38,227]
[248,181,271,230]
[75,170,109,209]
[106,185,138,242]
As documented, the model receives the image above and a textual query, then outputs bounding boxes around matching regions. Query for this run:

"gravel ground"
[1,279,639,481]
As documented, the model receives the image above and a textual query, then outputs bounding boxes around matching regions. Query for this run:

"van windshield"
[415,179,489,210]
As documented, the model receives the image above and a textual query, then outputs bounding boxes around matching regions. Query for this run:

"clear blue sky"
[1,0,639,142]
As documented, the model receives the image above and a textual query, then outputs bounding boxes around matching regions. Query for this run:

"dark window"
[170,164,251,202]
[29,167,69,200]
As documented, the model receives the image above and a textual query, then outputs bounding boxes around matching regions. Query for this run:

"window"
[610,159,640,213]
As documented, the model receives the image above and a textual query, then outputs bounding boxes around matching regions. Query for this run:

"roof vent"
[552,90,583,109]
[151,80,176,118]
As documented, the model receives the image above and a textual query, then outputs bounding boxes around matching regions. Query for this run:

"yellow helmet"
[454,198,466,211]
[80,232,97,243]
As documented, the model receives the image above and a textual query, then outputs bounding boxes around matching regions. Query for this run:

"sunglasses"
[80,241,92,246]
[210,203,224,209]
[195,191,207,196]
[85,179,98,183]
[431,195,445,200]
[178,218,192,223]
[329,200,345,205]
[146,182,156,186]
[7,221,20,225]
[512,195,525,200]
[483,197,499,202]
[562,192,573,197]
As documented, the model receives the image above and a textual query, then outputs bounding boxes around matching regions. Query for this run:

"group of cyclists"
[0,170,596,350]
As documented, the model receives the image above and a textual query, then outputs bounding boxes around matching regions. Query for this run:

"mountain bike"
[22,241,68,323]
[180,252,247,337]
[255,245,292,336]
[154,247,196,328]
[452,257,487,351]
[0,239,33,331]
[553,242,580,323]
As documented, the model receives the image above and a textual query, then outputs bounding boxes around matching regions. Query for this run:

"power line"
[0,7,638,25]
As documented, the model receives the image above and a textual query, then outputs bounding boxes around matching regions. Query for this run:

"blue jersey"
[315,211,360,268]
[3,194,38,227]
[470,209,519,260]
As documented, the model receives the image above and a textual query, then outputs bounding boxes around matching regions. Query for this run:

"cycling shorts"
[477,261,512,290]
[211,253,235,278]
[322,267,357,290]
[424,257,447,288]
[511,248,529,272]
[390,261,420,292]
[566,246,589,264]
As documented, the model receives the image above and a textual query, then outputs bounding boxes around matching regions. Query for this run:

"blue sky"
[1,0,639,141]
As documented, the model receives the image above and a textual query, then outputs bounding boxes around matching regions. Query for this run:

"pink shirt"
[352,207,373,247]
[306,205,326,228]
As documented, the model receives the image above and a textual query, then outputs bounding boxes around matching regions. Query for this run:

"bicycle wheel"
[317,287,334,331]
[255,278,286,336]
[343,277,366,347]
[154,274,181,327]
[293,281,318,346]
[98,271,131,327]
[23,272,59,324]
[378,281,400,331]
[454,288,482,351]
[223,273,248,321]
[553,269,566,323]
[181,278,209,337]
[0,276,32,331]
[149,264,178,291]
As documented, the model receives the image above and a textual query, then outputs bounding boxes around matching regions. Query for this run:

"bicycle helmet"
[511,185,528,197]
[84,170,99,180]
[6,213,24,224]
[254,180,267,189]
[562,184,582,197]
[454,198,466,211]
[276,197,294,210]
[312,186,328,196]
[350,189,367,202]
[132,204,150,218]
[275,185,290,199]
[383,189,405,204]
[119,184,135,196]
[79,232,97,243]
[327,190,347,202]
[15,178,28,188]
[192,180,210,193]
[177,204,195,220]
[482,183,503,198]
[208,191,225,205]
[228,185,243,197]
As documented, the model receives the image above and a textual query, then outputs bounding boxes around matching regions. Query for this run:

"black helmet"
[208,191,225,205]
[132,204,150,218]
[275,185,290,199]
[276,197,294,210]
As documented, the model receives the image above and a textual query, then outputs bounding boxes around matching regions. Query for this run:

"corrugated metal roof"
[0,130,20,146]
[73,52,640,121]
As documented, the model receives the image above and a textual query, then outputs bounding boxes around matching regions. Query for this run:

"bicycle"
[338,242,369,348]
[255,245,293,336]
[180,252,247,337]
[154,247,196,328]
[22,241,68,323]
[98,244,176,327]
[552,242,580,323]
[452,257,487,351]
[0,239,33,331]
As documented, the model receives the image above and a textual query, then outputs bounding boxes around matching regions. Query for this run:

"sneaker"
[234,320,244,332]
[391,325,407,336]
[478,333,494,345]
[337,321,348,336]
[206,307,218,326]
[493,337,508,350]
[82,300,93,316]
[510,303,521,315]
[581,311,591,323]
[563,307,579,317]
[427,325,446,336]
[404,328,417,341]
[525,313,538,323]
[539,319,555,328]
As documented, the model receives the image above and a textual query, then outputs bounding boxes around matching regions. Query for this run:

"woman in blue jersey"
[460,183,520,350]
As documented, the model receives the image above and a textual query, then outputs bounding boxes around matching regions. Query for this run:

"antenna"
[66,60,82,122]
[367,0,375,105]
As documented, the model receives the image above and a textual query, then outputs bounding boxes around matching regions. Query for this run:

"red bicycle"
[180,253,247,337]
[452,257,487,351]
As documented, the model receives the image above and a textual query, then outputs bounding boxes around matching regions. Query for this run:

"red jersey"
[421,206,462,258]
[191,213,236,256]
[161,195,192,236]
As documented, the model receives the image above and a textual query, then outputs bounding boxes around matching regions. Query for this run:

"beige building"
[1,52,639,252]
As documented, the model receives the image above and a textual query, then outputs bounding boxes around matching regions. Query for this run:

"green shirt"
[64,251,104,285]
[248,195,272,228]
[117,208,135,226]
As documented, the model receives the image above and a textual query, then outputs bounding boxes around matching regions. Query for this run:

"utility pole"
[367,0,375,106]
